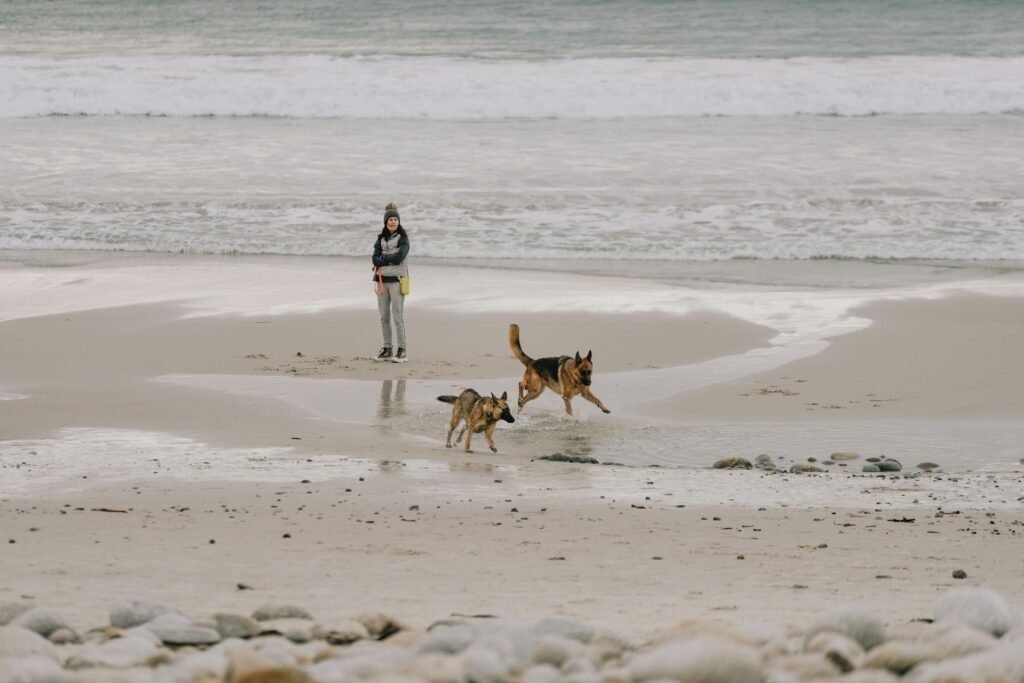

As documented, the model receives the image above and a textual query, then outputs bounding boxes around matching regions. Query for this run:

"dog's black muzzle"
[501,410,515,423]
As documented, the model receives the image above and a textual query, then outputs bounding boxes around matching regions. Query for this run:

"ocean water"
[2,0,1023,265]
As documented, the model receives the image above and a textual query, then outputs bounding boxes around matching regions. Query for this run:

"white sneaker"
[391,348,407,363]
[374,347,393,362]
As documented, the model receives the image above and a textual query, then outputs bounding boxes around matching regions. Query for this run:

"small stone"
[48,628,79,644]
[252,605,313,622]
[214,613,262,639]
[952,569,967,579]
[878,459,902,472]
[0,625,61,661]
[235,667,314,683]
[11,607,73,638]
[862,464,881,473]
[356,612,405,640]
[934,586,1015,636]
[713,458,753,469]
[110,600,173,629]
[314,620,369,645]
[917,462,940,471]
[830,452,859,461]
[805,608,886,651]
[0,603,33,626]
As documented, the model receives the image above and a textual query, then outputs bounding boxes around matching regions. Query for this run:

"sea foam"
[2,55,1023,119]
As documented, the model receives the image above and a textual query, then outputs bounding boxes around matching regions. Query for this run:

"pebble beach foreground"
[0,587,1020,683]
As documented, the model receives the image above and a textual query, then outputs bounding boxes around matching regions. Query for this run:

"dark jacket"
[372,232,410,283]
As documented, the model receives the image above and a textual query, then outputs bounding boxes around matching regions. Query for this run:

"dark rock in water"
[862,464,881,472]
[713,458,753,469]
[878,459,902,472]
[952,569,968,579]
[539,453,599,464]
[866,457,881,463]
[917,462,940,471]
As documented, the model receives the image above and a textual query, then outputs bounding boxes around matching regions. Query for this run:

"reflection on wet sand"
[448,460,498,474]
[378,379,407,419]
[558,433,593,457]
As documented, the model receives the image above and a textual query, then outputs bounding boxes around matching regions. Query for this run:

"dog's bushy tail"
[437,395,458,404]
[508,323,533,367]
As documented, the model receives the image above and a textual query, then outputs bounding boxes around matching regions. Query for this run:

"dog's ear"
[575,351,582,363]
[586,350,593,362]
[500,391,508,400]
[491,392,498,401]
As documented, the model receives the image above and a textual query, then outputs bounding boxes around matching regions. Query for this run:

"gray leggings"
[377,281,406,349]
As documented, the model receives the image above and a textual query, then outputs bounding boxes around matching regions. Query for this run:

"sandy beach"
[2,252,1023,655]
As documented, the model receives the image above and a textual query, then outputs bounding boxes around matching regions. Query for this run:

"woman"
[372,202,410,362]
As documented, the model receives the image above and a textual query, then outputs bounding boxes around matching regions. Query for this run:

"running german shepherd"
[437,389,515,453]
[509,323,611,416]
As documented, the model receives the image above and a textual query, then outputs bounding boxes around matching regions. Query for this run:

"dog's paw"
[490,447,498,453]
[464,449,474,454]
[602,408,611,414]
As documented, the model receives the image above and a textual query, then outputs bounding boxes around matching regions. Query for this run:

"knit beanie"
[383,202,400,224]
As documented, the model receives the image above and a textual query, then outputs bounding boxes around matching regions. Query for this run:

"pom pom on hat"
[383,202,400,223]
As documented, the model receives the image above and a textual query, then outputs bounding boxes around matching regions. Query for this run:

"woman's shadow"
[377,379,407,419]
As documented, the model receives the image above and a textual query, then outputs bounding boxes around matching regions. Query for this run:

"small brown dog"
[437,388,515,453]
[509,323,611,416]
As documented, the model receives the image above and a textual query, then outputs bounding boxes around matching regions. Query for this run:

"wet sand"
[1,253,1023,637]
